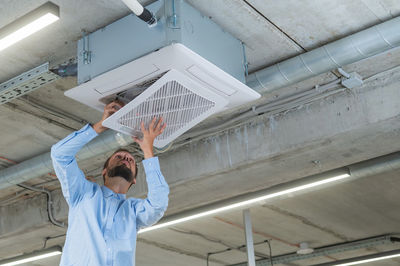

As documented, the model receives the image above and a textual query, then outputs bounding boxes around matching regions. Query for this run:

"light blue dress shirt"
[51,124,169,266]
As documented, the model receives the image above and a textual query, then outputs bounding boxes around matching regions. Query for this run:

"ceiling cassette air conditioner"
[65,44,260,148]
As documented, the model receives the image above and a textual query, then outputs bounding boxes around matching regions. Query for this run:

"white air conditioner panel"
[102,69,228,148]
[65,44,260,112]
[65,43,260,147]
[95,64,160,95]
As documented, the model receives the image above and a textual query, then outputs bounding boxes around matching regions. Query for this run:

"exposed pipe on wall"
[18,183,65,228]
[0,129,133,190]
[247,17,400,94]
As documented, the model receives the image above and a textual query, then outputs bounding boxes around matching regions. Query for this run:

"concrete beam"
[134,68,400,213]
[1,68,400,248]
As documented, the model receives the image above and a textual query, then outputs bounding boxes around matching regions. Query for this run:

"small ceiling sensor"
[297,242,314,255]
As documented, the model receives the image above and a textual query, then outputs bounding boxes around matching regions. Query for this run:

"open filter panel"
[102,69,228,148]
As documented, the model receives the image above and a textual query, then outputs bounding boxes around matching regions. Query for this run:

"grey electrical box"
[77,0,245,84]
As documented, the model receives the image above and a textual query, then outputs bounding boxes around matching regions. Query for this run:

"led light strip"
[0,2,59,52]
[333,253,400,266]
[0,247,61,266]
[138,173,350,234]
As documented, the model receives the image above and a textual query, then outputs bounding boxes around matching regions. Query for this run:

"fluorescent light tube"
[138,172,350,234]
[315,249,400,266]
[335,253,400,265]
[0,2,59,52]
[0,246,61,266]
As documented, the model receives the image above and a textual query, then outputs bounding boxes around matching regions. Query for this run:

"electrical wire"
[266,239,273,266]
[18,183,65,227]
[43,234,66,249]
[18,96,89,126]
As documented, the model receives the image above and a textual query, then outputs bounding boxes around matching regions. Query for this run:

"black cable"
[266,240,273,266]
[43,234,66,249]
[206,253,210,266]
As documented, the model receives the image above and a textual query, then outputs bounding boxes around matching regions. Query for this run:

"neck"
[104,176,130,194]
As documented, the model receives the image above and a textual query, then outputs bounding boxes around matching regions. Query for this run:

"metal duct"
[0,129,133,190]
[247,17,400,94]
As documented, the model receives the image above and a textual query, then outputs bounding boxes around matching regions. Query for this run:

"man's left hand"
[133,117,166,159]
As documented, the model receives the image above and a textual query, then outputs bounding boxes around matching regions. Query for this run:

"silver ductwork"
[0,17,400,189]
[0,129,133,190]
[247,16,400,93]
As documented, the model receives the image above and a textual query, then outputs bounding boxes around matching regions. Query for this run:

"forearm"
[142,147,154,159]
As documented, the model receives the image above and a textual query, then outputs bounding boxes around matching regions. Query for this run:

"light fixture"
[0,246,62,266]
[315,249,400,266]
[138,170,350,234]
[0,2,59,52]
[297,242,314,255]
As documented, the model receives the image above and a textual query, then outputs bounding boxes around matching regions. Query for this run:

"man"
[51,101,169,266]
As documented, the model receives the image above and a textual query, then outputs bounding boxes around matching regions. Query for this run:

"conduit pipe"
[18,183,65,228]
[121,0,157,26]
[247,16,400,94]
[0,130,133,190]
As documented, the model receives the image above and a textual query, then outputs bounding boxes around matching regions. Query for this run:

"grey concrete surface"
[1,0,400,265]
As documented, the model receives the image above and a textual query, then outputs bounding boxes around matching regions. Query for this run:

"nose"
[122,154,133,162]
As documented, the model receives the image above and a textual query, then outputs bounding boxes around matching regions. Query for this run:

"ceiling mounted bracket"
[0,62,60,105]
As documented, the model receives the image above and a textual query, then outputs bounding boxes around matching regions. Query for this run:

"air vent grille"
[118,80,215,140]
[102,69,229,148]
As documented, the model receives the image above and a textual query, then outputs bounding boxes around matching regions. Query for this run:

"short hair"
[103,148,138,184]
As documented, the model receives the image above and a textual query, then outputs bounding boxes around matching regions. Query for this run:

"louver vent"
[102,69,228,148]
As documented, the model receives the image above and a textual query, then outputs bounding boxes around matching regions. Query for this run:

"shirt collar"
[101,186,126,200]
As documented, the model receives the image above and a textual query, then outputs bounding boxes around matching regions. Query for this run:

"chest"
[78,194,137,240]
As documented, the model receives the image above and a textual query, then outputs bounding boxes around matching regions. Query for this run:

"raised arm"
[51,101,123,206]
[131,118,170,229]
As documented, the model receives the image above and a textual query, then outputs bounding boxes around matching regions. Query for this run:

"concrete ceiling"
[1,0,400,265]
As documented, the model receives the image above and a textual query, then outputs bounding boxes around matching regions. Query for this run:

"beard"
[107,164,134,183]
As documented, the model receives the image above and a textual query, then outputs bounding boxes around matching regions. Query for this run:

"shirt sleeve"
[133,157,169,230]
[50,124,98,207]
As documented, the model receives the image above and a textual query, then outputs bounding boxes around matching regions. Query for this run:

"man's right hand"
[93,100,124,134]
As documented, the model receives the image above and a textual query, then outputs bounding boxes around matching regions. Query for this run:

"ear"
[102,168,106,178]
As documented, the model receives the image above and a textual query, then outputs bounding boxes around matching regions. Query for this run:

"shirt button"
[108,248,111,251]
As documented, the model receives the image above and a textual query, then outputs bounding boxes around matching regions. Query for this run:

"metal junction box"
[77,0,245,84]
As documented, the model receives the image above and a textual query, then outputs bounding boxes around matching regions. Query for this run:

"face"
[103,151,137,184]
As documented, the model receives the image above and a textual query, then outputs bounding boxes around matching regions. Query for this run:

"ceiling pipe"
[121,0,157,27]
[0,18,400,189]
[0,130,133,190]
[247,16,400,94]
